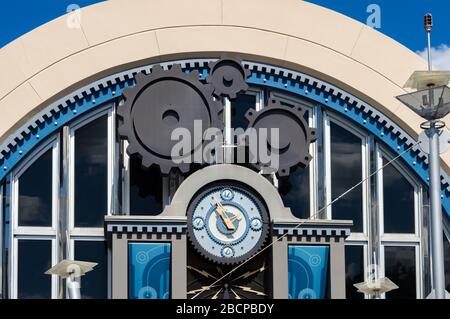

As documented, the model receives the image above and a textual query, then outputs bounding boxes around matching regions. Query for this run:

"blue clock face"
[187,183,269,264]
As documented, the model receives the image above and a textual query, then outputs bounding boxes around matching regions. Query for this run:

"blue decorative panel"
[128,242,171,299]
[288,245,329,299]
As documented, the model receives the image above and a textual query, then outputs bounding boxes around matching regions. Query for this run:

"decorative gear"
[117,64,222,174]
[245,98,317,177]
[206,56,251,100]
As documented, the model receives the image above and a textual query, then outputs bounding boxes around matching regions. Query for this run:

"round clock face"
[187,182,269,265]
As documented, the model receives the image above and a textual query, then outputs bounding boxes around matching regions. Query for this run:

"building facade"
[0,0,449,299]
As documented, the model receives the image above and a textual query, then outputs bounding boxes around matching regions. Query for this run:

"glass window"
[17,239,52,299]
[330,123,363,232]
[279,168,310,219]
[383,159,415,233]
[74,241,107,299]
[344,245,365,299]
[384,246,416,299]
[74,115,108,227]
[18,149,53,227]
[129,242,171,299]
[231,93,256,132]
[129,156,163,215]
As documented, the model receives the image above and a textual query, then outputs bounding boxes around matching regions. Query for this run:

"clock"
[187,182,269,265]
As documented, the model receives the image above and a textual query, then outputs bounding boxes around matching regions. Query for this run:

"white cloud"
[417,44,450,70]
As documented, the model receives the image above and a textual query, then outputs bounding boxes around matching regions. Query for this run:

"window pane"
[129,156,163,215]
[384,246,416,299]
[345,245,364,299]
[444,233,450,292]
[75,115,108,227]
[231,93,256,132]
[74,241,107,299]
[18,149,52,227]
[17,240,51,299]
[279,167,310,219]
[129,242,171,299]
[383,159,415,233]
[288,245,329,299]
[330,123,363,232]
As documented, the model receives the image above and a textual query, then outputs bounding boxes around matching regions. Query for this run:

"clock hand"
[231,262,266,282]
[214,199,235,230]
[229,288,242,299]
[234,285,267,296]
[229,214,242,222]
[187,266,218,280]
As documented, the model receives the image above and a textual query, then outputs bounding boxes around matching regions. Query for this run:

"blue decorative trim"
[0,58,449,218]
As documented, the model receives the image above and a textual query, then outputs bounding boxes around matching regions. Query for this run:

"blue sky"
[0,0,449,68]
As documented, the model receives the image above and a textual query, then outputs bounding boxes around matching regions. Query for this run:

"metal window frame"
[377,145,421,241]
[344,242,369,299]
[325,112,370,238]
[380,243,422,299]
[376,144,423,298]
[11,237,58,299]
[68,105,113,235]
[9,136,59,299]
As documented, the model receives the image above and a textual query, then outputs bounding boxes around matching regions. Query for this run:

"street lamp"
[45,259,97,299]
[396,13,450,299]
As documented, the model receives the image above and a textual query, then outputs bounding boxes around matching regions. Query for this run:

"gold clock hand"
[231,262,266,282]
[229,288,242,299]
[214,199,235,230]
[234,285,267,296]
[187,266,218,280]
[229,214,242,222]
[211,288,223,299]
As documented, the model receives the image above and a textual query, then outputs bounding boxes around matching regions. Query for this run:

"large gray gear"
[245,98,317,177]
[117,64,222,174]
[206,56,251,100]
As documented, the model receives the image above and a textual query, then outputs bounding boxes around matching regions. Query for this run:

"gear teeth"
[116,104,127,118]
[171,64,183,73]
[310,128,317,142]
[245,108,257,122]
[121,87,135,101]
[117,125,128,138]
[228,92,238,100]
[141,156,154,170]
[159,165,171,175]
[190,70,200,79]
[126,144,138,156]
[134,72,147,85]
[278,167,290,177]
[179,163,190,174]
[150,64,164,75]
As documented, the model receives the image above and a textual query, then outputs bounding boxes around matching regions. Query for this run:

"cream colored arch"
[1,0,444,169]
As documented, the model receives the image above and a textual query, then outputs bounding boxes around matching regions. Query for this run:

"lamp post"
[396,13,450,299]
[45,259,97,299]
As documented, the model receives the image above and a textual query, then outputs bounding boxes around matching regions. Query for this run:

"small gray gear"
[117,64,222,174]
[245,98,317,177]
[206,56,251,100]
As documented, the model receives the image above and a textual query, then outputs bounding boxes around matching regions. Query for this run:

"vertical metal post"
[427,31,432,71]
[427,123,446,299]
[66,264,81,299]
